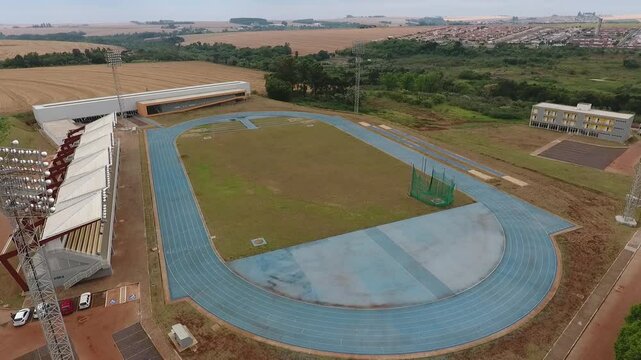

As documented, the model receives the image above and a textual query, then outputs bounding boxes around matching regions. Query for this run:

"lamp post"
[0,140,74,360]
[106,50,125,122]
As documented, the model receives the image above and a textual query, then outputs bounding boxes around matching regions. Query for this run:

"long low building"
[529,102,635,143]
[33,82,251,144]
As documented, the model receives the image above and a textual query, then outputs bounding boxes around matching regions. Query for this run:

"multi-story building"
[529,102,635,143]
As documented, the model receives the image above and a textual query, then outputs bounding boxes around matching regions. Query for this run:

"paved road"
[147,111,574,356]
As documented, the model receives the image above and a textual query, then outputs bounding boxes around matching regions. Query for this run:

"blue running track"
[146,111,574,356]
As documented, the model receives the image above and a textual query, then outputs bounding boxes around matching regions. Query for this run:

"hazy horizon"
[1,1,640,24]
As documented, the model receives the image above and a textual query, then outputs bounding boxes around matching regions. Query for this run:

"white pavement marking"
[468,169,494,181]
[358,122,371,127]
[502,175,529,187]
[378,124,392,130]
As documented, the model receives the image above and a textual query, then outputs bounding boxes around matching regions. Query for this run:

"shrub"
[624,59,640,69]
[265,75,293,102]
[616,304,641,360]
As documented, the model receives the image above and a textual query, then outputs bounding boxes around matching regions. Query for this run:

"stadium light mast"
[106,50,125,122]
[352,41,365,114]
[0,141,75,360]
[616,162,641,227]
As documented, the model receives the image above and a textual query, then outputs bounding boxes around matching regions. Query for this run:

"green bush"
[624,59,640,69]
[616,304,641,360]
[265,75,293,102]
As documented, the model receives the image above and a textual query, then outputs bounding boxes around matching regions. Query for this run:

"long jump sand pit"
[539,140,627,170]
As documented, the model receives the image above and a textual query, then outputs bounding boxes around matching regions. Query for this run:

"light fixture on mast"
[0,141,75,360]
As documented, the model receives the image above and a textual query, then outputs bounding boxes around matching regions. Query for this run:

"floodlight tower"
[352,41,365,114]
[616,162,641,227]
[0,141,75,360]
[106,50,125,121]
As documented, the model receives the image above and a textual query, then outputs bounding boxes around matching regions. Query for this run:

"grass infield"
[177,119,473,260]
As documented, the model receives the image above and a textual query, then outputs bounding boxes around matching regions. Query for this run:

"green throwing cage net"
[409,164,455,208]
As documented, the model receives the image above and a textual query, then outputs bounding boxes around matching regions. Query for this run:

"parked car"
[78,292,92,310]
[59,299,75,316]
[12,308,31,327]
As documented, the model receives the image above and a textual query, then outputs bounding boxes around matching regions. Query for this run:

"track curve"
[146,111,574,356]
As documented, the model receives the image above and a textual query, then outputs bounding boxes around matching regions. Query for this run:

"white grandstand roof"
[42,190,103,240]
[66,149,111,179]
[74,135,113,160]
[84,113,116,132]
[56,167,108,204]
[79,124,113,146]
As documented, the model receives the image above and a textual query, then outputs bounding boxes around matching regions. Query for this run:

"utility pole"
[616,162,641,227]
[0,141,75,360]
[353,41,364,114]
[106,50,125,122]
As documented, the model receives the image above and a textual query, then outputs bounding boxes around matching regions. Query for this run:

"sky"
[0,0,639,24]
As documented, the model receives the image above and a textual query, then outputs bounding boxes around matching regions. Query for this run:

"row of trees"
[1,48,112,68]
[266,56,350,103]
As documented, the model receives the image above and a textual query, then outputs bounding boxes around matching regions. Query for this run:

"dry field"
[0,61,266,114]
[0,40,122,59]
[0,21,235,36]
[182,26,429,54]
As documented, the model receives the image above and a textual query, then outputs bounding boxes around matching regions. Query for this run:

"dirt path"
[567,232,641,360]
[606,141,641,176]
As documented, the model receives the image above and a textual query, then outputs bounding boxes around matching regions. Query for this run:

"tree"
[616,304,641,360]
[265,75,293,101]
[381,73,399,90]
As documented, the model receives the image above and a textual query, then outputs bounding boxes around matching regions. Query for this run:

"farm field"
[0,40,122,59]
[182,26,429,54]
[177,119,472,260]
[0,61,266,114]
[0,21,235,36]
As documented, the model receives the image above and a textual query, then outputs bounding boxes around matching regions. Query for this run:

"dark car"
[59,299,75,316]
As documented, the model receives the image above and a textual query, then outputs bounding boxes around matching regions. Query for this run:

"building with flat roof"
[529,102,635,143]
[33,82,251,144]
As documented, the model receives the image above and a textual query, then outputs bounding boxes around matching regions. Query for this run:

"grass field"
[0,40,122,59]
[422,124,632,199]
[0,61,266,114]
[177,119,472,260]
[0,113,54,151]
[182,27,428,55]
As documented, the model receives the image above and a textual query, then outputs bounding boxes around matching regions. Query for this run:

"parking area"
[539,140,627,170]
[1,284,144,359]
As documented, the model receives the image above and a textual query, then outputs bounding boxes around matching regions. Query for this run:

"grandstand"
[0,113,119,289]
[32,82,251,145]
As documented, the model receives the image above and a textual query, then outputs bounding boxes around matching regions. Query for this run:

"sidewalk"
[545,230,641,359]
[567,232,641,360]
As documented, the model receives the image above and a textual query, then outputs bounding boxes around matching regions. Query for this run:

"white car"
[78,292,92,310]
[12,308,31,327]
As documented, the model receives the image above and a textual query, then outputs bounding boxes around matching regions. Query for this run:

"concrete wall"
[33,82,251,124]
